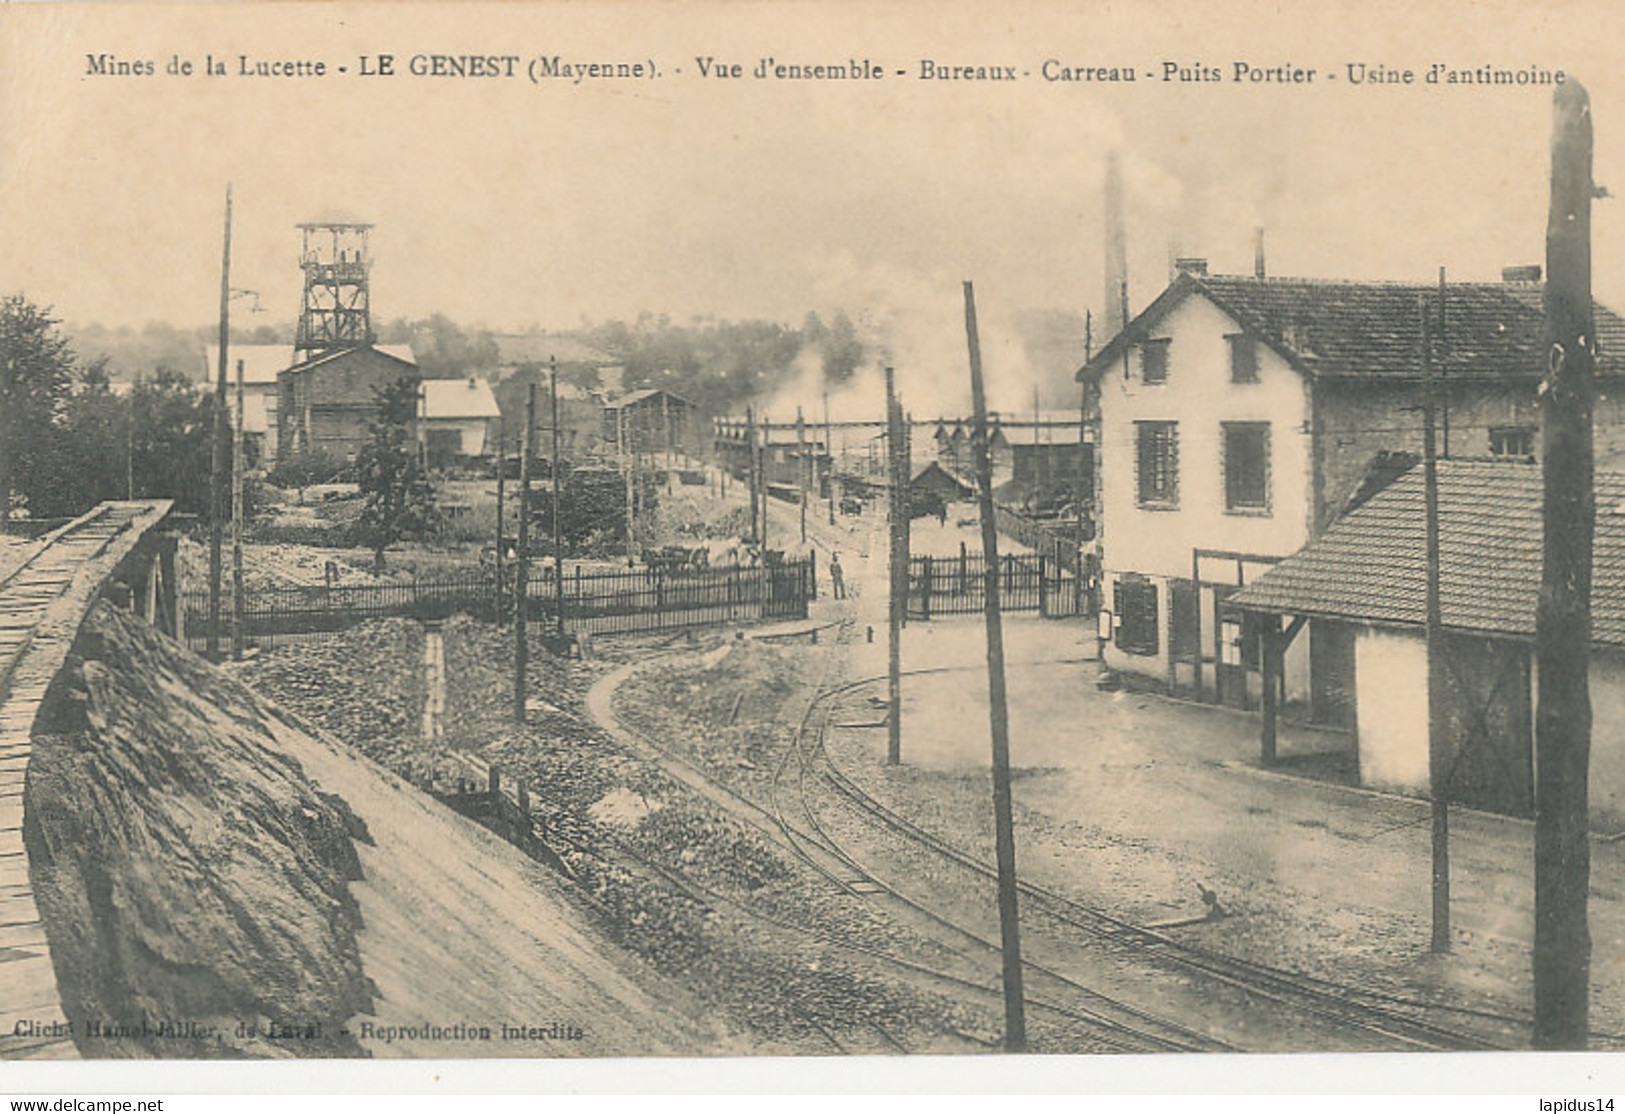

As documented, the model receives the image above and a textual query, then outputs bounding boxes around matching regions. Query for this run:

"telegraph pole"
[797,406,808,544]
[1078,311,1092,614]
[1420,296,1450,954]
[514,384,535,723]
[964,279,1027,1053]
[1534,78,1597,1051]
[550,356,566,638]
[494,416,506,629]
[824,391,836,526]
[208,184,232,662]
[886,366,904,766]
[746,406,759,546]
[231,357,246,662]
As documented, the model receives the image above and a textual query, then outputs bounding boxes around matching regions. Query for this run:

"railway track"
[800,668,1525,1052]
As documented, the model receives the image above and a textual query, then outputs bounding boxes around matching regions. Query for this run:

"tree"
[126,368,214,517]
[268,447,344,503]
[355,377,437,573]
[0,296,77,522]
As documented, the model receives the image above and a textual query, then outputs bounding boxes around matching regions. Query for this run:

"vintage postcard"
[2,0,1625,1096]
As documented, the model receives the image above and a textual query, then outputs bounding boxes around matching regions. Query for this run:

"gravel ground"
[234,615,1018,1053]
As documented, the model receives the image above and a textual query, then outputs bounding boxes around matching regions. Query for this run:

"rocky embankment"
[22,603,721,1058]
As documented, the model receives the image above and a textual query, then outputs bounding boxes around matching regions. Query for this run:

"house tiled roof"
[1080,273,1625,384]
[1230,459,1625,648]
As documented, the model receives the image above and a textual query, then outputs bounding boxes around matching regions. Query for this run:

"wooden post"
[921,555,933,620]
[1260,614,1280,765]
[824,391,836,525]
[514,385,534,723]
[797,406,808,545]
[746,406,759,546]
[208,184,232,663]
[231,357,245,661]
[550,357,567,639]
[1421,296,1451,955]
[963,279,1027,1053]
[1191,550,1204,702]
[495,417,505,627]
[1037,555,1048,618]
[886,367,904,767]
[1534,78,1596,1050]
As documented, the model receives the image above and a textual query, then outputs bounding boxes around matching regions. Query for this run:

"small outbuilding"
[1229,458,1625,825]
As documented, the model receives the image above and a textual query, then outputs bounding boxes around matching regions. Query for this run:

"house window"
[1489,426,1536,461]
[1135,421,1179,508]
[1141,339,1171,384]
[1223,422,1271,512]
[1114,577,1160,657]
[1228,334,1259,383]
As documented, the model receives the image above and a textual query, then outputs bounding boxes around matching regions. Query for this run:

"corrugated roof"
[422,377,500,421]
[1080,273,1625,384]
[201,345,295,386]
[1230,458,1625,647]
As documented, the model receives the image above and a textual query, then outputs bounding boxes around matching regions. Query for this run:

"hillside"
[22,602,728,1058]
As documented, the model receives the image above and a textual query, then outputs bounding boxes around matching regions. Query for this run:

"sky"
[4,0,1625,416]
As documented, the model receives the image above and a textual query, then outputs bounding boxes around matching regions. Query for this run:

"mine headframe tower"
[294,218,376,358]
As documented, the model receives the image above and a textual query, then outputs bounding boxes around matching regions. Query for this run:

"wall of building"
[279,348,417,461]
[1576,653,1625,829]
[1098,294,1314,684]
[1354,626,1431,797]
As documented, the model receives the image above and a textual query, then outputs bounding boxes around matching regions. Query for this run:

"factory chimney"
[1104,150,1128,336]
[1255,227,1267,279]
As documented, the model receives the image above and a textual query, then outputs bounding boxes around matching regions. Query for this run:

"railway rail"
[599,635,1531,1053]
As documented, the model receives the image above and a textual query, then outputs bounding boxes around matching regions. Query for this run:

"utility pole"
[550,356,566,639]
[964,279,1027,1053]
[1420,296,1450,954]
[824,391,836,526]
[514,384,534,723]
[231,357,245,662]
[886,366,904,766]
[208,183,232,663]
[1078,311,1092,614]
[797,406,808,544]
[126,408,135,501]
[1534,77,1597,1051]
[494,417,506,629]
[746,406,759,546]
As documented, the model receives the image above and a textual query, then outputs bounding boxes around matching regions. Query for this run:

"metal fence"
[184,557,815,649]
[906,552,1082,619]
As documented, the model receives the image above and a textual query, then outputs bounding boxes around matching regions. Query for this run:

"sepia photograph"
[3,0,1625,1097]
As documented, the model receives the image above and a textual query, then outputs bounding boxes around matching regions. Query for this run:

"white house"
[202,344,292,461]
[1077,263,1625,721]
[421,376,501,465]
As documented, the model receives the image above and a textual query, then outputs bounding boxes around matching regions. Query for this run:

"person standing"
[829,552,846,599]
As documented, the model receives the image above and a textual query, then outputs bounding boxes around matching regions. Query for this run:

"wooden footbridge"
[0,501,178,1060]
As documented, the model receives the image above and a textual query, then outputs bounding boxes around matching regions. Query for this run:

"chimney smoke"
[1254,227,1267,279]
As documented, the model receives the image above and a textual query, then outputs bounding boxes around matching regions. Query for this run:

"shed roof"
[1229,459,1625,647]
[422,377,501,421]
[1079,273,1625,384]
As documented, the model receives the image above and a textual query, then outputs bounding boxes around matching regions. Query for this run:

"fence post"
[959,541,968,594]
[921,556,933,620]
[1038,554,1048,618]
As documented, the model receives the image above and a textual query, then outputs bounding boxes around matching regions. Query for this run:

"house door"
[1440,633,1534,817]
[1310,620,1357,728]
[1214,587,1249,710]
